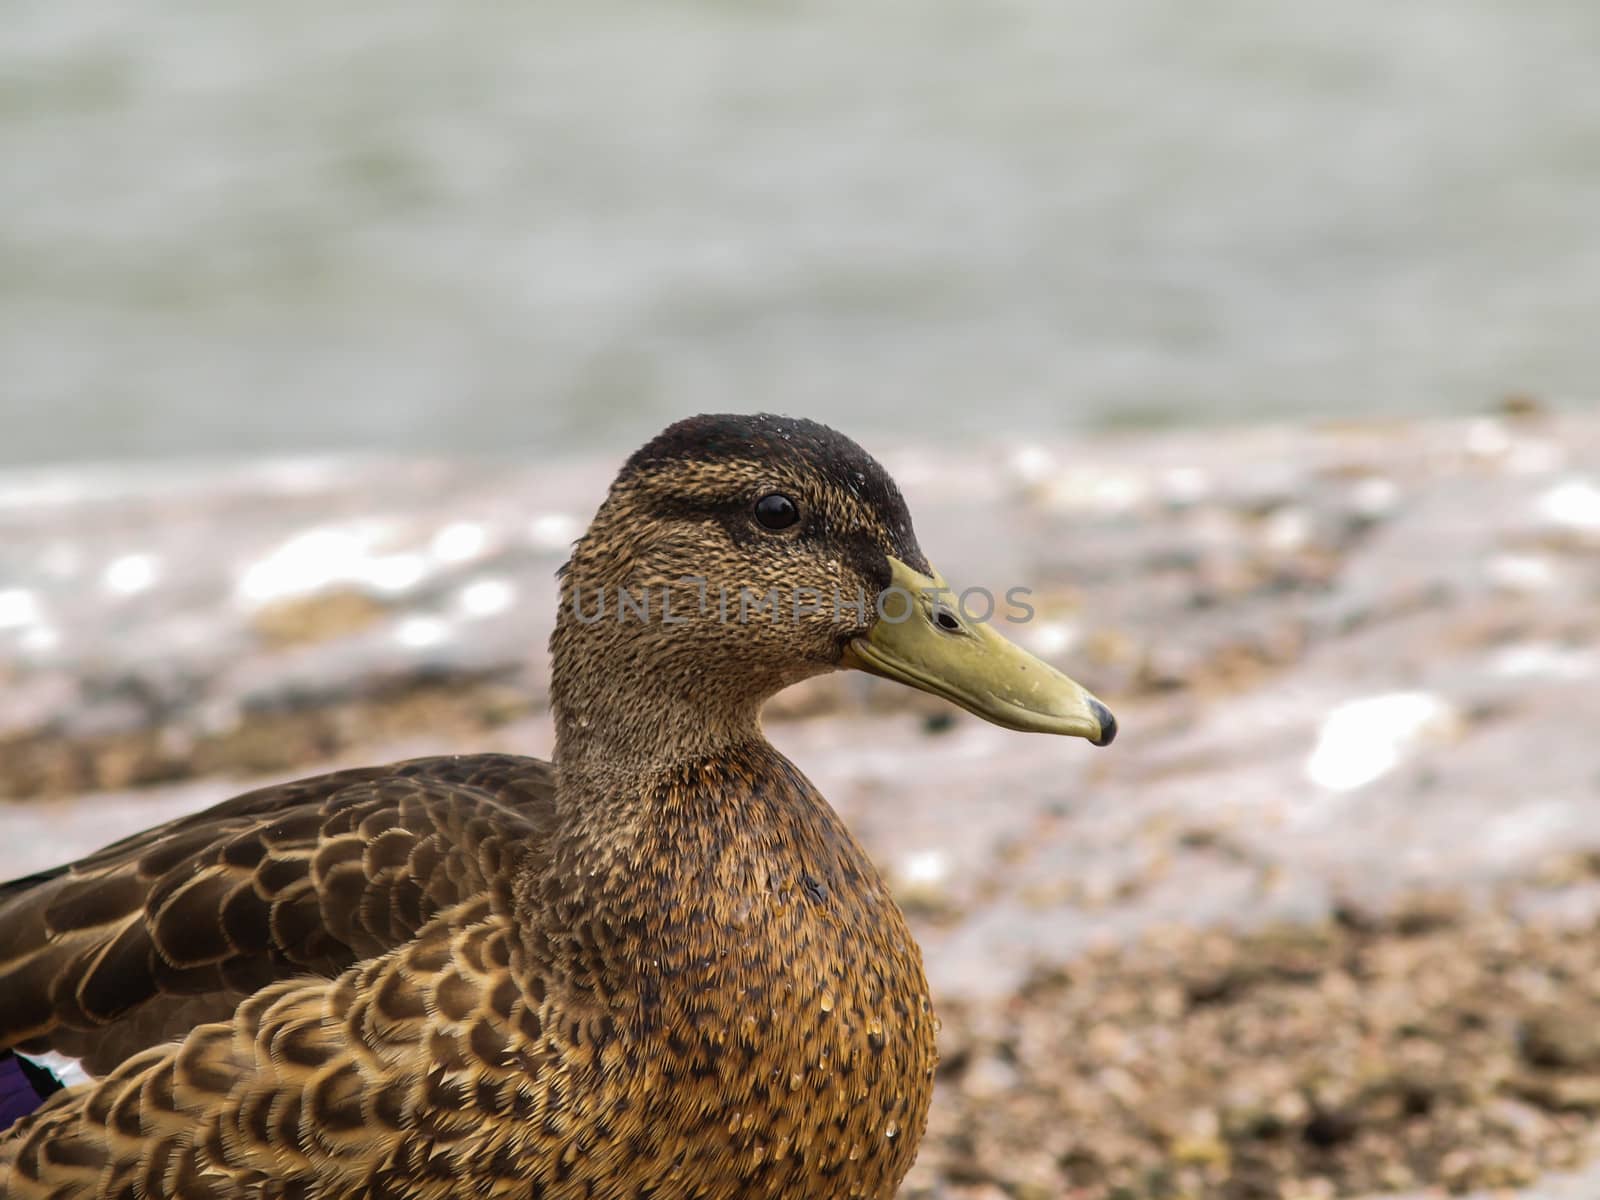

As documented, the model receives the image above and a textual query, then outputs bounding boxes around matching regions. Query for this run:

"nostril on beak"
[932,607,962,633]
[1087,698,1118,747]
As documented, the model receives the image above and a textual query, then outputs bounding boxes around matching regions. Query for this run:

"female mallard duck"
[0,414,1113,1199]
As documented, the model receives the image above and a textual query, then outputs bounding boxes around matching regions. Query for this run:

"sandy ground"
[2,410,1598,1197]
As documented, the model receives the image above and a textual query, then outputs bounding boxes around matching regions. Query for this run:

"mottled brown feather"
[0,754,553,1071]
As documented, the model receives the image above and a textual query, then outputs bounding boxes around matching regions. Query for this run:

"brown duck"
[0,414,1114,1199]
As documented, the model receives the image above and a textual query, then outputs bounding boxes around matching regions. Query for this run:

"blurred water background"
[2,0,1597,467]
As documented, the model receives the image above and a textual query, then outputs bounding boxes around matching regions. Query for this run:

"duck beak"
[840,557,1116,746]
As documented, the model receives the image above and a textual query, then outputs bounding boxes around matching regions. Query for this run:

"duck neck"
[551,673,766,814]
[547,602,771,822]
[529,608,812,1002]
[526,579,864,1018]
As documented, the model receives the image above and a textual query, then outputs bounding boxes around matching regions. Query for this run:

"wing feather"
[0,754,554,1076]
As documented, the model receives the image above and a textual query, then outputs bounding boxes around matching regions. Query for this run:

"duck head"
[550,413,1114,763]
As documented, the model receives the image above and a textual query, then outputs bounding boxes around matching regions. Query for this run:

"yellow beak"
[840,558,1116,746]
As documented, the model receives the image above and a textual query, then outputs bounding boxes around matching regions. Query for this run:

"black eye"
[753,493,800,531]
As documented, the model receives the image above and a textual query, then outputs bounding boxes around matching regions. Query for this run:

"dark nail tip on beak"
[1088,698,1118,747]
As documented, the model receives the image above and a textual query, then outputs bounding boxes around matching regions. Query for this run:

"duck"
[0,413,1114,1199]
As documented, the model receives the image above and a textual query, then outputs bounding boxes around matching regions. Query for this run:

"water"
[2,0,1597,467]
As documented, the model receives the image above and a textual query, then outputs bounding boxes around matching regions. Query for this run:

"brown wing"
[0,753,554,1074]
[0,897,557,1200]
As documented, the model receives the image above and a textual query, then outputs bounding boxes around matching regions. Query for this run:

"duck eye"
[753,493,800,531]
